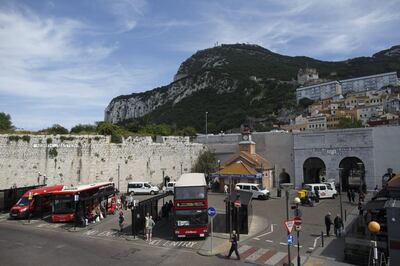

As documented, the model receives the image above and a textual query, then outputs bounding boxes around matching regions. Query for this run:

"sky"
[0,0,400,130]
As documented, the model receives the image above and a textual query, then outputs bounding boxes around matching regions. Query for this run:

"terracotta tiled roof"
[219,161,258,175]
[223,151,271,170]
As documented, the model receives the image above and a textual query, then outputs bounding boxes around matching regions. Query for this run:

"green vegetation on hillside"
[110,43,400,132]
[0,112,14,132]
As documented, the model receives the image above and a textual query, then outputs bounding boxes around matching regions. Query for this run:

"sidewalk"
[304,193,372,266]
[197,214,268,256]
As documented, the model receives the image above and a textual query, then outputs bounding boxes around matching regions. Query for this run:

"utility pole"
[118,164,120,192]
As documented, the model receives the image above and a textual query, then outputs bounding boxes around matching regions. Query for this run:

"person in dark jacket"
[351,190,356,203]
[226,230,240,260]
[347,189,352,202]
[325,212,333,237]
[334,214,344,237]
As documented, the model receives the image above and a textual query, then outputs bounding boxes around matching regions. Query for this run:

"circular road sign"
[294,216,302,226]
[234,200,241,208]
[207,207,217,217]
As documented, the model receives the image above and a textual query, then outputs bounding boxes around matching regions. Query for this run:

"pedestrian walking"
[314,188,320,203]
[145,215,155,242]
[358,201,364,216]
[325,212,333,237]
[347,189,351,202]
[118,211,124,232]
[359,191,365,203]
[224,184,228,195]
[351,190,356,203]
[226,230,240,260]
[334,214,344,237]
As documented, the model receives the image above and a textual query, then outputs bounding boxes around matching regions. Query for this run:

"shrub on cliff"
[71,124,96,134]
[96,122,127,143]
[39,124,69,135]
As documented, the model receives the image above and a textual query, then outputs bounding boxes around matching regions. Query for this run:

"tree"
[298,98,314,109]
[191,150,217,174]
[71,124,96,134]
[0,112,13,132]
[39,124,69,134]
[338,118,363,129]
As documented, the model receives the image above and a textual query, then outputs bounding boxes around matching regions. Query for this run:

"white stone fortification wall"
[0,135,205,192]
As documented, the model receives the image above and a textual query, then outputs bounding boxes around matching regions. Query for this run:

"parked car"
[235,183,270,200]
[303,183,337,199]
[127,182,159,195]
[165,182,176,194]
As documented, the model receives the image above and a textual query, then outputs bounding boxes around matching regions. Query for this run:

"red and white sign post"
[284,220,295,234]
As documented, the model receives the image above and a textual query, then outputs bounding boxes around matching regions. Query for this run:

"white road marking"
[279,242,302,248]
[238,244,252,253]
[254,224,277,239]
[265,251,286,265]
[246,248,269,262]
[265,240,273,243]
[309,235,321,250]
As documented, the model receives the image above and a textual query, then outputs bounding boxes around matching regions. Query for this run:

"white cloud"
[170,0,400,59]
[0,4,164,129]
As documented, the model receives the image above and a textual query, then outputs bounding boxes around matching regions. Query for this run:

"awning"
[208,173,263,179]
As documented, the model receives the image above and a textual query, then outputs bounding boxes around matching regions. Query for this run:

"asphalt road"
[0,222,241,266]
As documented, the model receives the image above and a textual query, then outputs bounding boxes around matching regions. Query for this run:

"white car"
[303,183,337,199]
[236,183,270,200]
[165,182,176,194]
[127,182,159,195]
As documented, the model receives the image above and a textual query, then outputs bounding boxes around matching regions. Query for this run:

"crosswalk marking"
[265,251,286,266]
[237,244,252,253]
[241,247,259,259]
[245,248,269,262]
[255,249,277,264]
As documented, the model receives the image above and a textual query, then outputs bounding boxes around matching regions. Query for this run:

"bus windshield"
[16,197,29,206]
[175,187,206,200]
[53,197,74,214]
[175,209,208,227]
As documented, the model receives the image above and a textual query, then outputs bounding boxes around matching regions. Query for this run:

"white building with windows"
[296,72,399,102]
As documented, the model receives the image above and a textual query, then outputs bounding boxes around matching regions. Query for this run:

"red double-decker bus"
[51,182,116,223]
[174,173,208,239]
[9,185,65,219]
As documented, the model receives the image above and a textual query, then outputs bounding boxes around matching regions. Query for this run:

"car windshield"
[16,197,29,206]
[175,187,206,199]
[175,209,208,227]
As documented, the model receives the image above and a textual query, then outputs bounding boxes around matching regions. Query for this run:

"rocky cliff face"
[105,43,400,131]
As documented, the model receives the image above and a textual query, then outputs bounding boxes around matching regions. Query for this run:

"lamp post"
[338,168,344,222]
[205,111,208,143]
[293,197,301,266]
[368,221,381,266]
[180,162,183,175]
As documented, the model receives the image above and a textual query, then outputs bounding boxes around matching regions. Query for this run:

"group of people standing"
[324,212,344,237]
[161,200,174,218]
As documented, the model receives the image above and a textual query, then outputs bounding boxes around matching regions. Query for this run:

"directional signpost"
[207,207,217,254]
[287,234,294,246]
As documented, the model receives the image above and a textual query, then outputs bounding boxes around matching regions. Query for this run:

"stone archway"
[303,157,326,184]
[278,169,291,184]
[339,157,365,192]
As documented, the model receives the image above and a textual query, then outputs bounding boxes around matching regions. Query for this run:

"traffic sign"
[207,207,217,217]
[294,216,302,226]
[284,220,295,234]
[295,225,302,231]
[287,234,294,245]
[234,200,241,208]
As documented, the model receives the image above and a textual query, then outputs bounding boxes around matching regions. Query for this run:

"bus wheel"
[150,191,155,195]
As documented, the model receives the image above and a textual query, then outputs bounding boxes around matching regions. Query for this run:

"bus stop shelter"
[225,190,253,234]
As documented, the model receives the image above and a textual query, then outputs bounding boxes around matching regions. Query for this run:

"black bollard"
[321,231,324,247]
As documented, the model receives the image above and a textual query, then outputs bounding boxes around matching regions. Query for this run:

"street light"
[205,111,208,143]
[281,183,294,266]
[368,221,381,266]
[293,197,301,266]
[338,168,344,222]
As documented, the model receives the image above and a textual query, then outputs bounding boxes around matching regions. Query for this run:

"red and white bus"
[9,185,65,219]
[174,173,208,238]
[51,182,116,223]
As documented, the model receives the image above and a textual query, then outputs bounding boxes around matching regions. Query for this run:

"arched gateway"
[303,157,326,184]
[339,157,365,192]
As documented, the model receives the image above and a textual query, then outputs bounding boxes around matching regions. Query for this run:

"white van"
[236,183,270,200]
[165,182,176,194]
[127,182,159,195]
[303,183,337,199]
